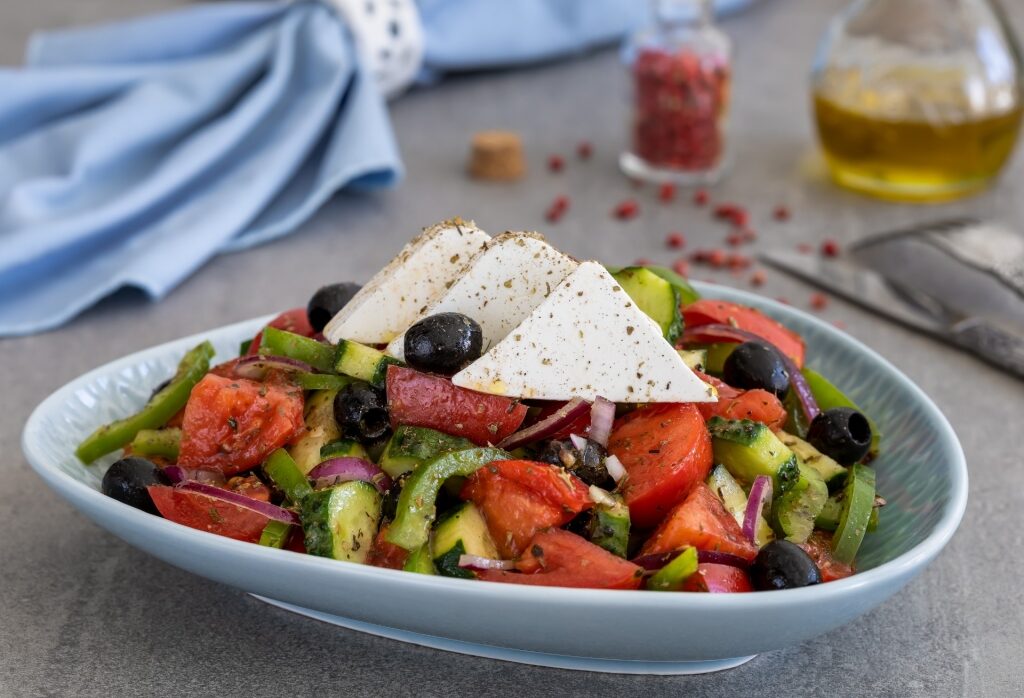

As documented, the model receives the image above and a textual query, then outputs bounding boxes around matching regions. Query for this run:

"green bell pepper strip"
[402,543,437,575]
[831,463,876,564]
[129,428,181,460]
[386,447,509,551]
[264,449,313,504]
[646,547,699,591]
[76,341,215,464]
[792,368,881,455]
[259,326,337,373]
[259,520,293,549]
[294,372,352,391]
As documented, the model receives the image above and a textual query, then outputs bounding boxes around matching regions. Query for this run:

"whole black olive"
[807,407,872,465]
[307,282,362,332]
[333,382,391,442]
[536,437,612,489]
[750,540,822,590]
[723,341,790,397]
[101,457,169,514]
[404,312,483,375]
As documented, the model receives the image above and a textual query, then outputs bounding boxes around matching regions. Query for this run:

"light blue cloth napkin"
[0,0,754,336]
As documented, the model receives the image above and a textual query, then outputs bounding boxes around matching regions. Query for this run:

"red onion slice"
[569,433,588,451]
[234,354,316,380]
[742,475,773,543]
[588,396,615,447]
[604,454,626,484]
[308,457,392,494]
[162,465,226,487]
[682,323,820,423]
[632,547,750,572]
[498,398,591,450]
[177,481,299,524]
[458,554,516,571]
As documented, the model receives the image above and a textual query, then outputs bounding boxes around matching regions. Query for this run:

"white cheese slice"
[323,219,490,345]
[451,261,717,403]
[386,231,578,359]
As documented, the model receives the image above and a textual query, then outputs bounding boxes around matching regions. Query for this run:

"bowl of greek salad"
[24,219,966,672]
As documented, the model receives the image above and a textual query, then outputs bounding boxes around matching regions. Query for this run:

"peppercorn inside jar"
[620,0,732,184]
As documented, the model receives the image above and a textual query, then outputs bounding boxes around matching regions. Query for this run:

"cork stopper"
[467,130,526,181]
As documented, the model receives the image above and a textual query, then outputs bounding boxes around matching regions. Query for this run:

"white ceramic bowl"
[22,284,967,674]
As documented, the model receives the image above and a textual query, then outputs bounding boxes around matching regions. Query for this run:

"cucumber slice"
[702,342,736,375]
[771,465,828,544]
[676,349,707,373]
[611,267,684,344]
[301,481,382,562]
[707,465,773,547]
[320,438,369,461]
[379,426,475,479]
[646,547,699,591]
[708,417,799,493]
[777,431,848,491]
[579,489,631,558]
[287,389,342,475]
[334,339,402,387]
[433,502,500,578]
[832,463,876,564]
[402,542,437,575]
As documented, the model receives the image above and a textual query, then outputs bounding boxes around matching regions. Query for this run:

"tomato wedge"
[477,529,644,590]
[148,485,274,543]
[682,563,753,593]
[386,365,528,446]
[366,524,409,570]
[696,373,786,430]
[683,300,805,367]
[640,482,758,562]
[461,460,592,558]
[799,531,855,583]
[178,373,305,476]
[246,308,315,357]
[607,403,713,529]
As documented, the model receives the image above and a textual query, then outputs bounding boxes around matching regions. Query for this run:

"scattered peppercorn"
[727,253,751,270]
[810,292,829,310]
[672,258,690,276]
[714,203,749,228]
[726,232,744,247]
[741,228,758,242]
[634,257,653,266]
[613,199,640,220]
[666,231,686,249]
[708,249,727,268]
[750,270,766,286]
[694,189,710,205]
[773,205,791,221]
[547,154,565,173]
[821,239,840,257]
[545,195,570,223]
[658,182,677,203]
[577,141,593,159]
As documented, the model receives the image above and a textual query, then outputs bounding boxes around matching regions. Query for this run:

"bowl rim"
[22,282,968,610]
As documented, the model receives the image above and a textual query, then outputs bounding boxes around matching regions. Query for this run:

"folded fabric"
[0,0,754,336]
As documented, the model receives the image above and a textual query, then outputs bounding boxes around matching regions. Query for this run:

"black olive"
[536,437,612,488]
[101,457,169,514]
[750,540,822,590]
[723,341,790,397]
[380,472,410,521]
[333,381,391,442]
[404,312,483,375]
[307,282,362,333]
[807,407,872,465]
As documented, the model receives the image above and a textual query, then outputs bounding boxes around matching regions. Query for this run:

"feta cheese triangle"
[323,219,490,345]
[386,232,578,359]
[452,261,716,403]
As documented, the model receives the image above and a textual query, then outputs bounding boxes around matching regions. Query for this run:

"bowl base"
[252,595,757,674]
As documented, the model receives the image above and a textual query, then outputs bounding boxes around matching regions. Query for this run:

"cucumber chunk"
[777,431,847,491]
[611,266,684,344]
[676,349,707,373]
[707,465,773,547]
[320,438,370,461]
[402,542,437,575]
[708,417,799,493]
[287,389,341,475]
[771,465,828,544]
[334,339,402,387]
[379,426,475,479]
[432,502,500,578]
[301,481,382,563]
[578,489,631,558]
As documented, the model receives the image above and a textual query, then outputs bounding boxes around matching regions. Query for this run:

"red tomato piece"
[607,403,713,529]
[640,482,759,562]
[461,460,592,558]
[800,531,855,583]
[683,299,806,367]
[682,563,753,593]
[695,373,787,430]
[284,526,307,553]
[477,529,644,590]
[148,485,274,543]
[386,365,528,446]
[178,373,305,476]
[366,524,409,570]
[246,308,315,357]
[225,475,272,503]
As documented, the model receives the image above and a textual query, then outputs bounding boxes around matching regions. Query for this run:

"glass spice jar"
[620,0,732,184]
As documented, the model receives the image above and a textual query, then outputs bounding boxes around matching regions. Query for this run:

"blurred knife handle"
[949,317,1024,380]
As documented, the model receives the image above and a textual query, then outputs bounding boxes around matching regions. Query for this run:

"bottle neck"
[652,0,713,29]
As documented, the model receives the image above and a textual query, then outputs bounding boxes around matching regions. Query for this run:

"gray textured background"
[2,1,1023,696]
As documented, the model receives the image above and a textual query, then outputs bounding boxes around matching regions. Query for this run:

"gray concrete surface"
[2,1,1022,695]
